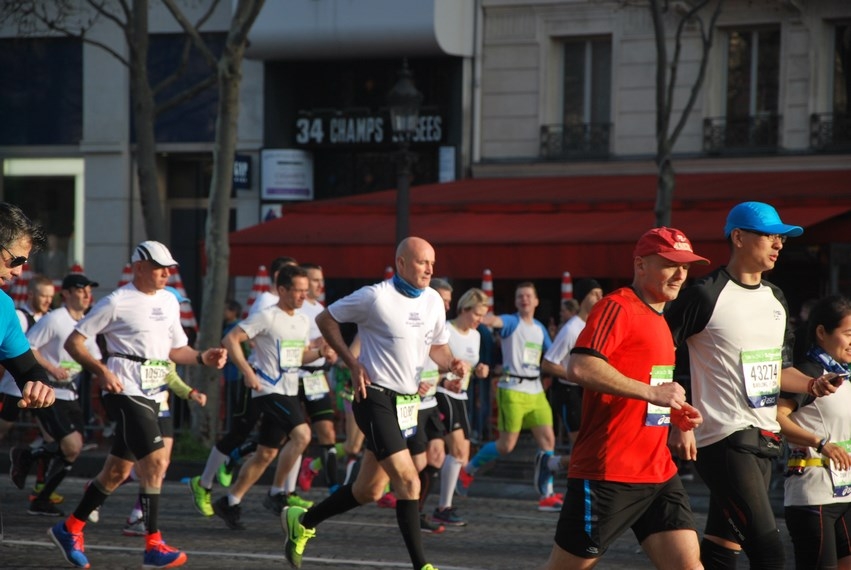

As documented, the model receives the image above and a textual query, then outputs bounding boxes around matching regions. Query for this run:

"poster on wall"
[261,149,314,201]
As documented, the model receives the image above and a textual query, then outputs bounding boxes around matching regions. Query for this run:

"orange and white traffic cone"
[561,271,573,300]
[244,265,272,318]
[117,263,133,288]
[384,266,394,281]
[167,267,198,331]
[481,269,494,311]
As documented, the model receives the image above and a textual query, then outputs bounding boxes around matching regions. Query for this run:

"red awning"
[229,170,851,279]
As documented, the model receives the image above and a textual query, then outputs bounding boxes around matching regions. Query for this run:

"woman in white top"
[433,288,490,526]
[778,294,851,570]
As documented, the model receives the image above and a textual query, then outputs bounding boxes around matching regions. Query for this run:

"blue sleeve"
[497,313,520,338]
[0,292,29,360]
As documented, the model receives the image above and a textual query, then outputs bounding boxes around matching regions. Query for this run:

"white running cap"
[131,240,179,267]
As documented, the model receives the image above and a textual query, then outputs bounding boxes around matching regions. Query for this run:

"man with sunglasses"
[666,201,841,569]
[0,202,55,412]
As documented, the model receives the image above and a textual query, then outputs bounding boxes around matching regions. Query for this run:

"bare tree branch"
[155,74,218,116]
[160,0,219,69]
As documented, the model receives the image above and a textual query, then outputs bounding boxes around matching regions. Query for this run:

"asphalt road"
[0,470,798,570]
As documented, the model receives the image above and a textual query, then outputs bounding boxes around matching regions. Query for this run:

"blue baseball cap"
[164,286,190,304]
[723,202,803,238]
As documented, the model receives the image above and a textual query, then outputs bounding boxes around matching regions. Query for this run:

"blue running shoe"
[534,451,552,497]
[48,522,90,568]
[142,531,187,568]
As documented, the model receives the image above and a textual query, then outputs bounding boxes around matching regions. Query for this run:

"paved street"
[1,468,797,570]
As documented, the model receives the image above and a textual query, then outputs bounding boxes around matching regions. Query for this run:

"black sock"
[396,498,426,569]
[322,444,338,487]
[37,457,72,501]
[417,465,438,512]
[73,478,111,521]
[301,484,361,529]
[140,490,161,535]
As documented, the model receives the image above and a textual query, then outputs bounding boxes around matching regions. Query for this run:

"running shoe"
[455,467,474,497]
[142,531,187,569]
[28,497,64,517]
[421,565,440,570]
[30,482,64,504]
[48,522,90,568]
[189,476,213,517]
[216,460,234,488]
[376,491,397,508]
[328,483,340,495]
[432,506,467,526]
[123,517,147,537]
[537,494,563,512]
[263,492,287,516]
[9,447,33,490]
[282,506,315,569]
[533,451,553,497]
[288,493,315,510]
[298,456,319,492]
[419,513,445,534]
[212,496,245,530]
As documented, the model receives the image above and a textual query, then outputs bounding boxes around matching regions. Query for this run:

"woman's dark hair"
[807,295,851,346]
[0,202,46,252]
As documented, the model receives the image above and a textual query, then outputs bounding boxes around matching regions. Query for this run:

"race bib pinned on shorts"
[140,359,170,393]
[303,371,330,401]
[396,394,420,439]
[741,348,781,408]
[645,365,674,427]
[829,440,851,498]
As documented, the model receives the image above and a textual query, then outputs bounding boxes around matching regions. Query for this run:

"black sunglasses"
[740,229,787,244]
[1,244,28,268]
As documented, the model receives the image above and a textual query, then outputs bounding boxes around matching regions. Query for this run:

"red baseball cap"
[633,227,710,265]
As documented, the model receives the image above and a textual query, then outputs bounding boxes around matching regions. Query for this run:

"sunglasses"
[740,229,787,244]
[1,244,28,268]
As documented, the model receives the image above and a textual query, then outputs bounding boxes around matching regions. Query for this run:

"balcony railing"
[810,112,851,152]
[703,114,781,155]
[540,123,612,160]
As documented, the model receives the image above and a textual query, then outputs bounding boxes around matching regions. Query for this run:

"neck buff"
[392,273,425,298]
[807,345,851,375]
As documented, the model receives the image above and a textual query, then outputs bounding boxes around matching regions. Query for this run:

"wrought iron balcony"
[810,112,851,152]
[702,114,781,155]
[540,123,612,160]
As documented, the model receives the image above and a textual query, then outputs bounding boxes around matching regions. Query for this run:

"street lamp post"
[387,60,423,246]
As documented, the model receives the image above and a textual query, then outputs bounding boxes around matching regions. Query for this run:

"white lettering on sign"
[295,113,442,146]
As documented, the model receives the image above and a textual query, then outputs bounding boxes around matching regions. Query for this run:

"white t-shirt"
[75,284,187,399]
[543,314,587,386]
[239,305,310,397]
[249,291,279,315]
[27,307,102,401]
[297,298,325,368]
[328,280,450,395]
[436,321,480,401]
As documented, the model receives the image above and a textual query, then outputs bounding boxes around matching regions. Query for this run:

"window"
[721,28,780,149]
[0,38,82,145]
[541,37,611,159]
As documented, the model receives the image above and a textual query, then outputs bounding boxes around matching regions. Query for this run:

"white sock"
[227,493,240,506]
[201,447,229,489]
[270,486,285,496]
[285,454,301,494]
[439,456,462,509]
[547,455,562,472]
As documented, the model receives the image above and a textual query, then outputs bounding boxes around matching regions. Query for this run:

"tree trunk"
[192,43,247,445]
[655,151,675,228]
[130,0,168,243]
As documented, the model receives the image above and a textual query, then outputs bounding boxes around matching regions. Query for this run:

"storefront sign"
[233,154,251,190]
[261,149,313,201]
[294,110,443,148]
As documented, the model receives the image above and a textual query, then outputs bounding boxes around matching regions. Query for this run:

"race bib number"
[420,369,439,398]
[457,370,472,392]
[140,359,170,392]
[396,394,420,438]
[741,348,781,408]
[303,371,330,401]
[645,365,674,427]
[279,340,304,369]
[59,360,83,375]
[830,440,851,498]
[522,342,542,367]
